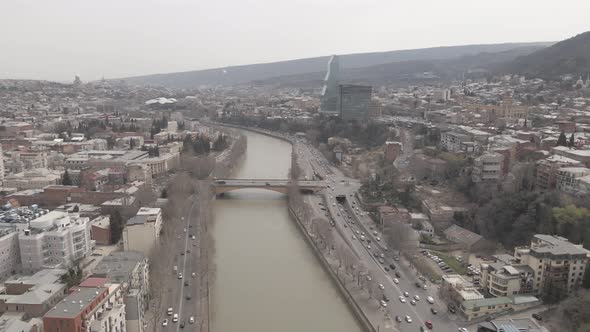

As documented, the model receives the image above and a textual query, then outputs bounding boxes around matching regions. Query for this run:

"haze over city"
[3,2,590,332]
[1,0,589,81]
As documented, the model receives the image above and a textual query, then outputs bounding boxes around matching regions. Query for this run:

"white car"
[178,273,183,279]
[393,278,399,284]
[380,300,388,307]
[189,316,195,324]
[378,283,384,290]
[403,291,409,297]
[427,296,434,304]
[414,295,420,301]
[162,319,168,327]
[399,296,406,303]
[458,329,468,332]
[405,315,413,323]
[367,245,371,249]
[172,313,179,323]
[410,299,416,305]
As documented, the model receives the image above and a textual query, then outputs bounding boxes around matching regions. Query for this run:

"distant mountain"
[117,42,551,88]
[502,31,590,78]
[251,45,548,87]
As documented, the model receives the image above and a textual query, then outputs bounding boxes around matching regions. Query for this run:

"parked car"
[162,319,168,327]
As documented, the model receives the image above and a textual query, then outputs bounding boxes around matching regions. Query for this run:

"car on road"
[395,316,402,322]
[192,272,196,277]
[180,321,185,328]
[427,296,434,304]
[423,284,428,290]
[184,281,189,286]
[403,291,409,297]
[414,295,420,301]
[380,300,387,307]
[180,252,185,256]
[376,237,381,241]
[393,278,399,284]
[425,320,433,329]
[167,307,173,315]
[162,319,168,327]
[189,316,195,324]
[173,313,178,323]
[415,282,422,288]
[395,272,401,278]
[410,299,416,305]
[379,253,385,258]
[398,296,406,303]
[384,266,390,271]
[458,328,468,332]
[405,315,412,323]
[389,264,396,270]
[186,294,191,300]
[378,283,384,290]
[367,245,371,249]
[378,258,384,264]
[430,308,438,314]
[178,273,183,279]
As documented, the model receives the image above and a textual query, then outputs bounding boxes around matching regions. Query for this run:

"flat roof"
[531,234,590,256]
[44,287,107,319]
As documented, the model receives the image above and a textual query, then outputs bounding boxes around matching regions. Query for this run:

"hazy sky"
[1,0,588,82]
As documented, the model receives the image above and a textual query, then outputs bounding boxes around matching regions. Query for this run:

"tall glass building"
[320,55,340,114]
[338,84,372,121]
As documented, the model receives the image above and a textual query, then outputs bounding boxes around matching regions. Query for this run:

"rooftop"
[530,234,590,256]
[44,287,107,319]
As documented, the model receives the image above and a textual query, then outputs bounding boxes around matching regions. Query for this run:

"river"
[211,130,362,332]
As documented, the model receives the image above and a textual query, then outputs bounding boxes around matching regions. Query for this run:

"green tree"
[62,170,73,186]
[556,131,568,146]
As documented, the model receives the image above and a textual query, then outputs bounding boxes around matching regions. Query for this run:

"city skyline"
[1,0,589,81]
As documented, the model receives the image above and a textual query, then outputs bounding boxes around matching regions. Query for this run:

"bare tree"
[384,221,419,258]
[181,154,216,179]
[135,185,157,207]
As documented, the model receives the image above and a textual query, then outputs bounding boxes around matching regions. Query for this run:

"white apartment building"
[123,207,162,256]
[556,167,590,195]
[87,283,127,332]
[0,228,20,280]
[18,211,92,274]
[472,152,504,183]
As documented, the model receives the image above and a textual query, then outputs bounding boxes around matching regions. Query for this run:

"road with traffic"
[294,137,461,332]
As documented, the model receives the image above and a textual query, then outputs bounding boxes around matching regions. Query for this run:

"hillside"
[117,42,551,88]
[503,31,590,78]
[250,45,547,88]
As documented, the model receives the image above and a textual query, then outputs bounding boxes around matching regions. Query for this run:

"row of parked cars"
[422,251,454,273]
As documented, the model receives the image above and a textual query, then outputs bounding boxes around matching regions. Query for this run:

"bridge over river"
[212,179,326,195]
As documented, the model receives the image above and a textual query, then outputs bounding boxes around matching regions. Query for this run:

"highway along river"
[211,130,362,332]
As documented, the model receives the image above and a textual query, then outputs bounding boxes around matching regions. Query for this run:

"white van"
[173,313,179,322]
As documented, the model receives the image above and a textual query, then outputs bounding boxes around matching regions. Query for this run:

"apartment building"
[556,167,590,195]
[536,155,581,190]
[18,211,93,274]
[43,283,126,332]
[122,207,162,256]
[0,228,20,281]
[472,152,504,183]
[514,235,590,296]
[481,257,535,297]
[91,251,149,332]
[440,131,470,153]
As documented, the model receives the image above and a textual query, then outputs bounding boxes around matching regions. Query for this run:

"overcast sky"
[1,0,588,82]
